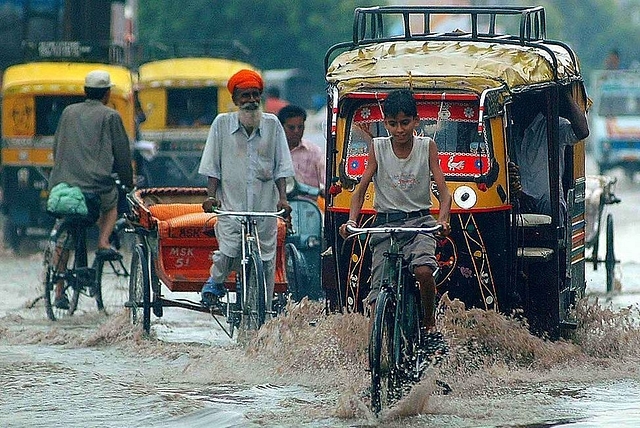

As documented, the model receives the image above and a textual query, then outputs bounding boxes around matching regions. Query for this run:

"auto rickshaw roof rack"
[136,39,251,65]
[324,5,579,83]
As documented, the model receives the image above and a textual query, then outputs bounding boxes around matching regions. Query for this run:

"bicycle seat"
[57,213,98,228]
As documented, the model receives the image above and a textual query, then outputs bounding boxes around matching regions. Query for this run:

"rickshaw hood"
[327,40,580,95]
[2,62,133,98]
[137,58,257,89]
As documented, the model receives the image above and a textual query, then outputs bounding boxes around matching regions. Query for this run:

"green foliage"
[138,0,379,100]
[495,0,640,77]
[138,1,640,102]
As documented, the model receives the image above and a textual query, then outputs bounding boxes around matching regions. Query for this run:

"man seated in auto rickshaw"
[511,88,589,218]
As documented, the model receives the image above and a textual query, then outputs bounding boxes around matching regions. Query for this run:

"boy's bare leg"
[414,265,436,330]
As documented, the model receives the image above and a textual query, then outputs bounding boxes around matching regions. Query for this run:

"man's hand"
[277,199,292,218]
[508,161,522,197]
[202,197,220,213]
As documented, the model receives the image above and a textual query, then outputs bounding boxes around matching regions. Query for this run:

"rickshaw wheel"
[605,214,616,293]
[129,244,151,334]
[285,243,308,302]
[3,218,21,252]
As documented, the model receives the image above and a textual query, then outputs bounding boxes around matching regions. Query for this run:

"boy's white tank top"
[372,135,433,213]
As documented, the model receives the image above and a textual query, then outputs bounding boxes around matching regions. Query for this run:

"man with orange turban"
[198,69,294,312]
[226,69,264,94]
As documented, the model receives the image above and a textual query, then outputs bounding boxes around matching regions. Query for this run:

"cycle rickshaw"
[125,187,290,336]
[322,5,591,340]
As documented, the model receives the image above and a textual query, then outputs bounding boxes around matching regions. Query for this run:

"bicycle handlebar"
[346,223,443,237]
[212,209,286,219]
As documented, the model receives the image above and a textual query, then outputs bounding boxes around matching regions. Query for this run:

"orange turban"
[227,69,264,94]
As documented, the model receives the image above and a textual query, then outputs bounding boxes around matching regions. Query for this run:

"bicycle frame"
[346,223,442,413]
[43,216,120,320]
[213,209,285,329]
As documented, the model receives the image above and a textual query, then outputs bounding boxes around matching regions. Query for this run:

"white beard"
[238,103,262,130]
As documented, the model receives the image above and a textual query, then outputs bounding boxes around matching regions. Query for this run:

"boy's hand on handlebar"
[436,220,451,237]
[277,199,292,218]
[202,197,220,213]
[339,220,356,239]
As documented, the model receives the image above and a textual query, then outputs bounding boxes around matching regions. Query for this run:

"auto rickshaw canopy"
[327,39,580,97]
[136,58,257,89]
[2,62,133,98]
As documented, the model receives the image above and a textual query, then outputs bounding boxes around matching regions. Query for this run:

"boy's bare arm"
[340,145,378,237]
[429,140,452,234]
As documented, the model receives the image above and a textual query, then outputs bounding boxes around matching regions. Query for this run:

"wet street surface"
[2,166,640,427]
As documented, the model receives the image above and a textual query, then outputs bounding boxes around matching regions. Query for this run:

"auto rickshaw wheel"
[605,214,616,293]
[285,243,308,302]
[3,218,21,252]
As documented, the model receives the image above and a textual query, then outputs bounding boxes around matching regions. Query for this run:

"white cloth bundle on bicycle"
[47,182,89,216]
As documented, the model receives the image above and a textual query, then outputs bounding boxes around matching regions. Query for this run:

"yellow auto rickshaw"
[1,61,135,250]
[322,5,589,338]
[135,56,257,187]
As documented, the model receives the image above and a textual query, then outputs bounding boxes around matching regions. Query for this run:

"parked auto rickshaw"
[1,60,135,251]
[322,5,590,338]
[135,55,257,187]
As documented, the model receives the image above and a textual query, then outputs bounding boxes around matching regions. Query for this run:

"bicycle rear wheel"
[242,249,267,331]
[370,289,397,415]
[42,224,79,320]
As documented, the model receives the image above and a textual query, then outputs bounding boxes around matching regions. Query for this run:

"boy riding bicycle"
[339,89,452,351]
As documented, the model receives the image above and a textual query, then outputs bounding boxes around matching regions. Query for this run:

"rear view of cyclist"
[339,88,452,352]
[48,70,134,308]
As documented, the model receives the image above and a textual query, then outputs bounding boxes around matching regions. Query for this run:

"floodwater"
[2,167,640,428]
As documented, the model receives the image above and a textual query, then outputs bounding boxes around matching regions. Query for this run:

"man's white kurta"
[198,111,294,260]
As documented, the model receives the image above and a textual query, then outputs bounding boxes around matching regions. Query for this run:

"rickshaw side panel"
[129,187,288,293]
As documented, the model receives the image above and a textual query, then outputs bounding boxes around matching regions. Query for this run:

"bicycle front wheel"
[128,244,151,333]
[370,289,397,415]
[242,249,267,331]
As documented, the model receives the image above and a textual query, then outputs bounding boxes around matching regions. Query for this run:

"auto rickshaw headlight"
[454,185,477,209]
